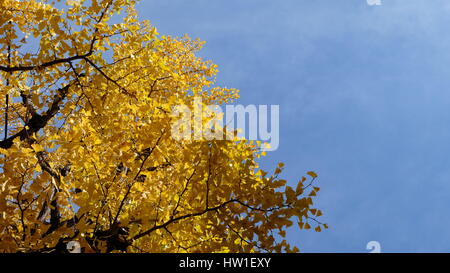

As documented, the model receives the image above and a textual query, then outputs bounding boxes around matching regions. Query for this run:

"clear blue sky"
[137,0,450,252]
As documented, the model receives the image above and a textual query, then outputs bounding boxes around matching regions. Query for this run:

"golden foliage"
[0,0,325,253]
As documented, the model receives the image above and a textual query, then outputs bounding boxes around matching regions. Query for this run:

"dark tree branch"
[83,57,136,99]
[112,132,164,225]
[0,52,92,73]
[0,81,73,149]
[4,24,11,141]
[132,199,239,241]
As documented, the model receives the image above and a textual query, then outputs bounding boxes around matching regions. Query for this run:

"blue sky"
[137,0,450,252]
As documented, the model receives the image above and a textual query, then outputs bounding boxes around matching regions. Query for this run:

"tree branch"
[0,53,92,73]
[0,81,73,149]
[132,199,239,241]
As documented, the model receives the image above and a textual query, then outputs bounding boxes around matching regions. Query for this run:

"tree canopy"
[0,0,325,253]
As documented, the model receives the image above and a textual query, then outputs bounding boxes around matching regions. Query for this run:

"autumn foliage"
[0,0,325,253]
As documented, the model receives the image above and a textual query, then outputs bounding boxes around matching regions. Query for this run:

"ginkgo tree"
[0,0,326,253]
